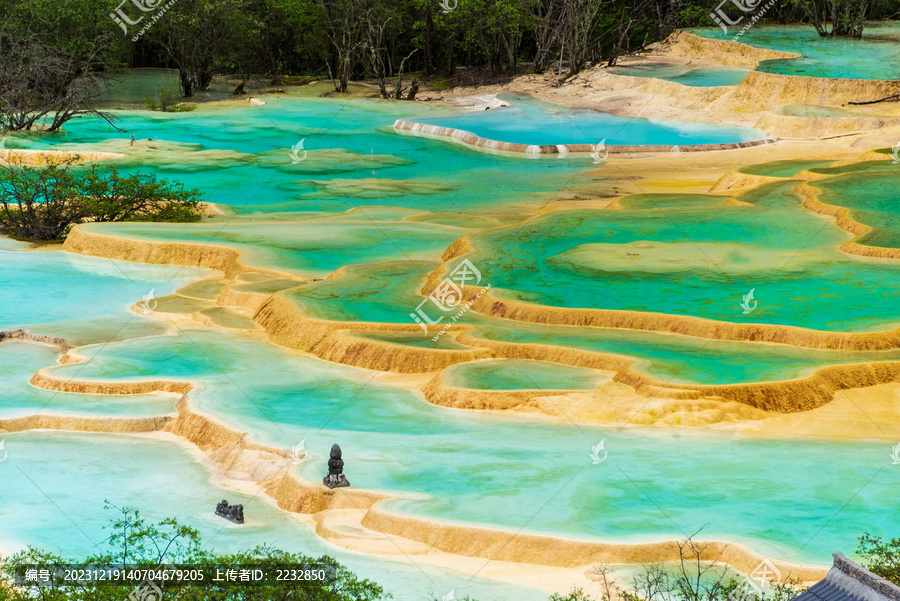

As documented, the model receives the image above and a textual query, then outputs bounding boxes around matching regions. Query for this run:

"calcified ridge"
[431,235,900,351]
[8,339,824,580]
[794,181,900,260]
[57,221,900,411]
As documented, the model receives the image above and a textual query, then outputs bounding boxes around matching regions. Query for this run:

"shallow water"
[284,259,900,385]
[739,159,835,178]
[814,171,900,248]
[0,430,548,601]
[691,23,900,80]
[0,342,175,418]
[38,330,900,566]
[417,93,765,146]
[608,63,750,86]
[86,217,470,277]
[464,183,900,333]
[0,248,207,344]
[2,76,896,594]
[445,359,610,390]
[10,93,588,214]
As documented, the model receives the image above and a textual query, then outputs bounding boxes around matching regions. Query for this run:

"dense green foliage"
[858,532,900,586]
[0,505,389,601]
[0,160,203,241]
[1,0,897,105]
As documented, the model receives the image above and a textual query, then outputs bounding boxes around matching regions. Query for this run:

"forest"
[0,0,898,122]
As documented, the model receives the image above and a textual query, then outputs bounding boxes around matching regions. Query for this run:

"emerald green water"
[87,218,469,277]
[739,159,834,178]
[691,23,900,80]
[464,182,900,332]
[38,330,900,566]
[446,359,609,390]
[11,93,588,215]
[608,63,750,86]
[3,77,898,595]
[285,260,900,385]
[814,171,900,249]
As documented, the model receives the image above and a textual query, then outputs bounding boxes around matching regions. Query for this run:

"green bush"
[858,532,900,585]
[0,159,203,241]
[0,504,390,601]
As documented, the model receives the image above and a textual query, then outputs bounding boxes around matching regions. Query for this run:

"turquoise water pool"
[283,259,900,386]
[445,359,610,390]
[8,92,589,214]
[464,182,900,333]
[38,330,900,566]
[417,94,765,146]
[0,342,176,418]
[85,217,470,277]
[0,248,208,344]
[691,23,900,80]
[2,79,896,596]
[0,431,547,601]
[608,63,750,86]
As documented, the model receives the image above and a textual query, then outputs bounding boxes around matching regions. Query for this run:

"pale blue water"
[691,23,900,80]
[0,342,175,417]
[1,76,895,596]
[608,63,750,86]
[417,94,765,146]
[0,431,547,601]
[43,330,900,567]
[0,248,208,344]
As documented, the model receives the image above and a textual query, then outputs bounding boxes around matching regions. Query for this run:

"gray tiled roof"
[794,554,900,601]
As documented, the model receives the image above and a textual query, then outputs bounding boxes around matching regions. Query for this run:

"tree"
[0,30,118,132]
[790,0,870,37]
[151,0,246,97]
[318,0,369,92]
[0,159,203,241]
[0,505,390,601]
[857,532,900,585]
[529,0,566,73]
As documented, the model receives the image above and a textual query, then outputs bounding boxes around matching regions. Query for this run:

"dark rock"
[323,444,350,488]
[215,499,245,523]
